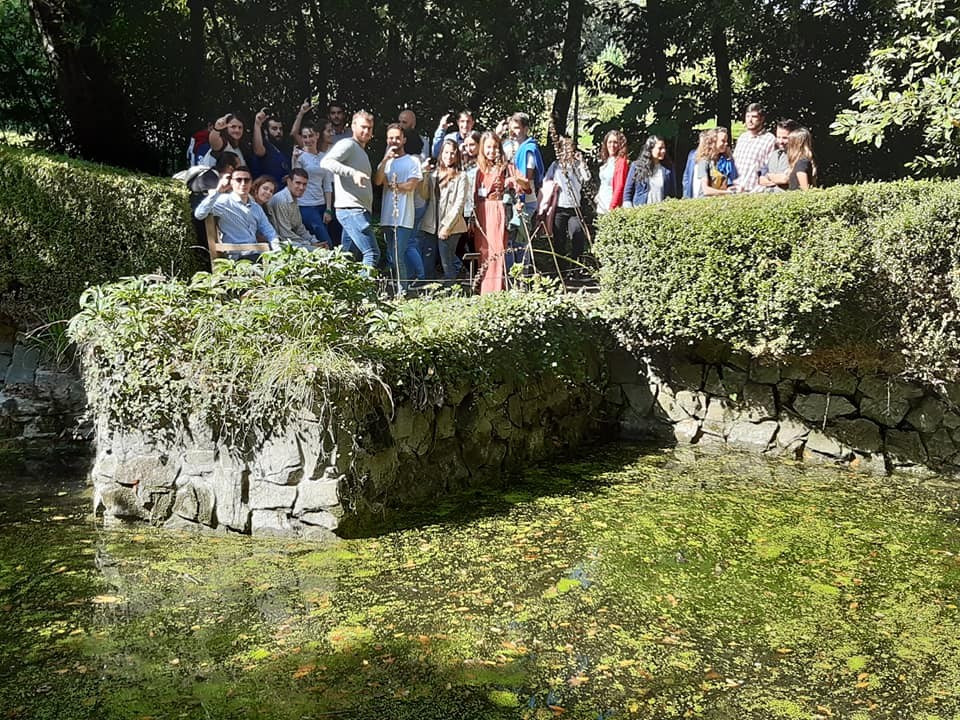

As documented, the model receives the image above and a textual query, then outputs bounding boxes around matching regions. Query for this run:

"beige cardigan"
[419,170,468,237]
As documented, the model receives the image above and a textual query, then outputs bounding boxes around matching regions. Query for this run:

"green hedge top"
[68,248,607,440]
[594,180,960,383]
[0,144,202,327]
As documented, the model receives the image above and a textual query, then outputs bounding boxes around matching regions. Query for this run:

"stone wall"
[91,357,612,539]
[0,322,89,470]
[90,341,960,537]
[606,347,960,477]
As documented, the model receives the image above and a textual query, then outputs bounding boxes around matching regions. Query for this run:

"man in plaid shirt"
[733,103,776,193]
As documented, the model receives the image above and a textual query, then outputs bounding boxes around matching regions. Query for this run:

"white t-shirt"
[296,150,334,207]
[646,166,666,204]
[380,154,422,229]
[595,157,616,213]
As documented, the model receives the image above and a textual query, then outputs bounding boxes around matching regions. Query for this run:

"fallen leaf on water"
[91,595,124,604]
[292,663,315,679]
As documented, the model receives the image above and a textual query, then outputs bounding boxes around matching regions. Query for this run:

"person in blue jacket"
[623,135,677,207]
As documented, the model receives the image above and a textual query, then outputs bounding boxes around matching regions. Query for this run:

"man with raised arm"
[252,107,292,187]
[320,111,380,271]
[267,169,327,250]
[431,110,474,158]
[193,165,279,257]
[732,103,776,192]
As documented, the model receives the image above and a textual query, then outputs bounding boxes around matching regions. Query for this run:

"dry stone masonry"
[90,341,960,536]
[608,347,960,477]
[0,321,89,468]
[91,360,612,538]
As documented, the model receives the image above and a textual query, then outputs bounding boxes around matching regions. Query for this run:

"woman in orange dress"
[473,131,530,294]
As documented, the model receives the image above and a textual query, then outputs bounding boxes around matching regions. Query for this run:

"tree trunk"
[710,14,732,129]
[27,0,155,170]
[306,0,328,104]
[291,0,311,102]
[186,0,206,128]
[646,0,674,126]
[550,0,586,137]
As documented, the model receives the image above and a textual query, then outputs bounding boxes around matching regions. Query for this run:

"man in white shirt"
[374,123,424,293]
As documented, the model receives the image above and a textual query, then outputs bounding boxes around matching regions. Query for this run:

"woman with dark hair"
[473,131,530,294]
[595,130,629,214]
[459,130,482,256]
[623,135,677,206]
[250,175,277,210]
[292,120,334,247]
[693,127,738,197]
[787,127,817,190]
[420,139,468,282]
[207,112,250,166]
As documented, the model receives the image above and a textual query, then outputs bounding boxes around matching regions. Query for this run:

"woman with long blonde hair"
[595,130,629,214]
[693,127,738,197]
[473,131,530,293]
[787,127,817,190]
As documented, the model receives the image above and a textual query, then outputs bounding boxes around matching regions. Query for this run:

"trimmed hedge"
[68,248,607,439]
[594,180,960,382]
[0,144,202,327]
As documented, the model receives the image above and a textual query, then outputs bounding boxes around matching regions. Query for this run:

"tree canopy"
[1,0,956,180]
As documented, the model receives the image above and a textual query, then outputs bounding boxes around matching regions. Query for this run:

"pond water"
[2,444,960,719]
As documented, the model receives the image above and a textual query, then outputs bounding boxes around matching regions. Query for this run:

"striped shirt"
[194,192,277,245]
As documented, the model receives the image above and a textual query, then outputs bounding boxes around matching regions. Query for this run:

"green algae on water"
[2,445,960,719]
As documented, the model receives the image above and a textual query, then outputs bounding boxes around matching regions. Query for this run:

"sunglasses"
[231,176,252,184]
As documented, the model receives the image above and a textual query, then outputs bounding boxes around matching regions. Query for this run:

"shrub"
[68,249,607,440]
[0,144,203,328]
[68,247,384,441]
[368,284,608,405]
[594,180,960,383]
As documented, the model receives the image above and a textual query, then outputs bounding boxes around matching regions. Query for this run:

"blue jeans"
[383,226,424,292]
[336,208,379,270]
[298,205,333,247]
[423,232,462,281]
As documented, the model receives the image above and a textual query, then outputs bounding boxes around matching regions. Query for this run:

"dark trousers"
[553,207,586,262]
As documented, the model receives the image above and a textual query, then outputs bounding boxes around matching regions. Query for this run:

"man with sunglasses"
[194,165,279,256]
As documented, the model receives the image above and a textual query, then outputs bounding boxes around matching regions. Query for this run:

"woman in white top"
[292,121,334,247]
[206,112,249,167]
[595,130,629,214]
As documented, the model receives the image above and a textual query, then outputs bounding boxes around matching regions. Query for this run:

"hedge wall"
[0,145,202,327]
[594,180,960,383]
[68,248,607,440]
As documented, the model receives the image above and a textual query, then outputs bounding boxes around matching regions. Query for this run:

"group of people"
[184,100,816,295]
[593,103,818,215]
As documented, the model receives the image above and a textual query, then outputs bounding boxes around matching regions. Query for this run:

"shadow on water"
[4,442,960,719]
[341,442,674,539]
